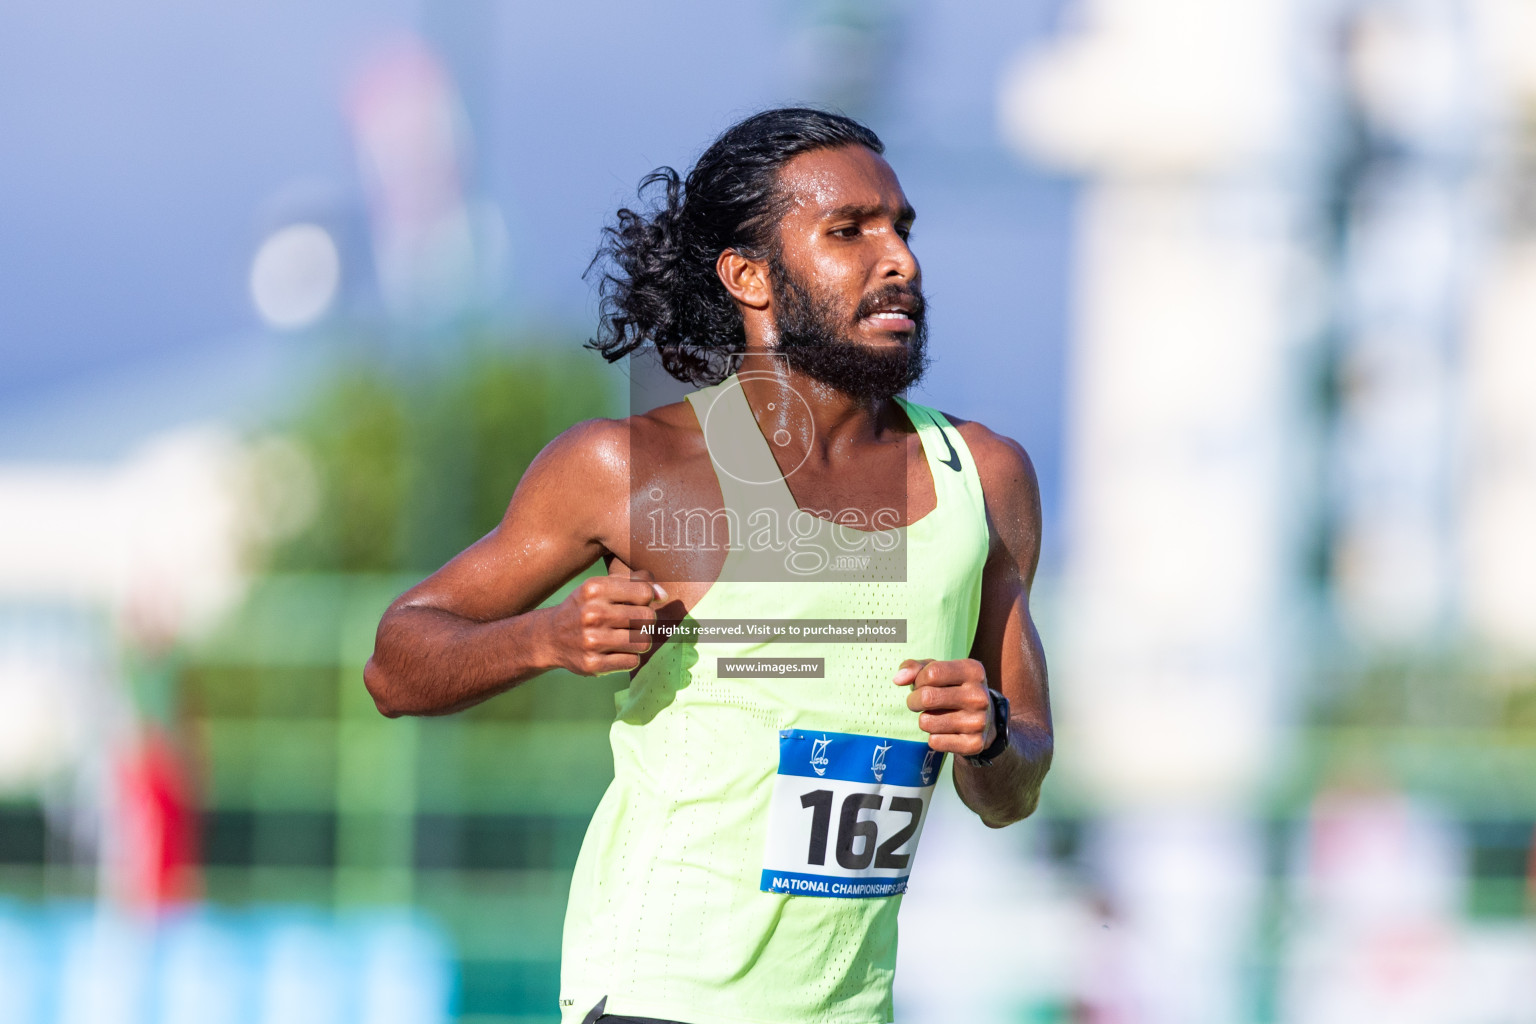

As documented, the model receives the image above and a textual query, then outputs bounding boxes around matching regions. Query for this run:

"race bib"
[761,729,944,899]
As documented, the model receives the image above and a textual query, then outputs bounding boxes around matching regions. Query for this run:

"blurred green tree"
[264,341,618,575]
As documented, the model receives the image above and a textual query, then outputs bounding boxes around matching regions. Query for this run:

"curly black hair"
[585,107,885,385]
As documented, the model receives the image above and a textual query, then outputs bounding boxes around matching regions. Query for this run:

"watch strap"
[965,691,1010,766]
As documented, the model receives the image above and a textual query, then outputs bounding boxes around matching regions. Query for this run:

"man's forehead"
[777,145,909,217]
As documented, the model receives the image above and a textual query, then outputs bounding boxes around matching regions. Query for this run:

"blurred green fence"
[186,572,620,1024]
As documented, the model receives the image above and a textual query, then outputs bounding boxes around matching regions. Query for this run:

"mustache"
[854,284,926,322]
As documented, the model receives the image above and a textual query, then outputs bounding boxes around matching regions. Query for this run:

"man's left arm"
[895,427,1052,827]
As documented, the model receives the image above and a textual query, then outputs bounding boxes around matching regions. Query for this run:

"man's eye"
[831,226,860,238]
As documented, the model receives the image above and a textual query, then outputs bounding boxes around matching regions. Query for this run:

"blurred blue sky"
[0,0,1071,527]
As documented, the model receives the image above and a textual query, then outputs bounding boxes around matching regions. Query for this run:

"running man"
[365,108,1052,1024]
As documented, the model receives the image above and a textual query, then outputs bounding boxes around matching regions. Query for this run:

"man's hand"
[894,658,997,757]
[547,569,669,676]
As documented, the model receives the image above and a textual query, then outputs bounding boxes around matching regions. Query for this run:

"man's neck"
[734,349,903,462]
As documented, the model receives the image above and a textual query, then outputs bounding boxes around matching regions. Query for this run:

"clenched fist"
[893,658,997,757]
[548,569,668,676]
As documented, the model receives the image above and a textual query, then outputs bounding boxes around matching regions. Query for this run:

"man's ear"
[716,249,771,310]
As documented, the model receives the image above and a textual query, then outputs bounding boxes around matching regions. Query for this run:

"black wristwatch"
[965,691,1011,767]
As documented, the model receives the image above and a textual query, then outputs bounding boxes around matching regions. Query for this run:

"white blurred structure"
[1002,1,1312,1021]
[994,0,1536,1020]
[1315,0,1536,656]
[0,428,257,905]
[0,617,104,795]
[1003,0,1303,815]
[0,427,253,787]
[1326,1,1477,646]
[998,0,1295,177]
[1465,245,1536,656]
[1282,788,1536,1024]
[1460,0,1536,659]
[895,787,1098,1020]
[0,429,248,640]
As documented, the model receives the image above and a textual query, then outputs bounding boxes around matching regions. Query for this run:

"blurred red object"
[114,729,201,908]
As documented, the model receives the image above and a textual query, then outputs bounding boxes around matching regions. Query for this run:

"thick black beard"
[769,261,929,403]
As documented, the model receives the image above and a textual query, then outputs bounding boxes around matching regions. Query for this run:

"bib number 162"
[798,789,923,870]
[761,730,942,899]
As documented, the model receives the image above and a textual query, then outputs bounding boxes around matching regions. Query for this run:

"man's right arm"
[363,418,662,717]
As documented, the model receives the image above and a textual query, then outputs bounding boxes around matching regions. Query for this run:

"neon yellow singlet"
[559,374,989,1024]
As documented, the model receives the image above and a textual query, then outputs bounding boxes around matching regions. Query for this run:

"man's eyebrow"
[823,202,917,223]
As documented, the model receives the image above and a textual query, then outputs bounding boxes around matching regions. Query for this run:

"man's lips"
[855,285,922,333]
[861,310,916,332]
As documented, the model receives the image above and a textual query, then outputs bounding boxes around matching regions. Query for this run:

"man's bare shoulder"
[600,399,708,478]
[527,401,706,492]
[937,413,1042,567]
[628,398,708,462]
[936,413,1040,510]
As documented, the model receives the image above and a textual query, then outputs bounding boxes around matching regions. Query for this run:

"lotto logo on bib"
[761,729,943,899]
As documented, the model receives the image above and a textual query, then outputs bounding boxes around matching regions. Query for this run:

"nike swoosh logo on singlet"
[933,419,962,472]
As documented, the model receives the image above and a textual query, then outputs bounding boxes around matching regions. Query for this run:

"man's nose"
[879,232,919,284]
